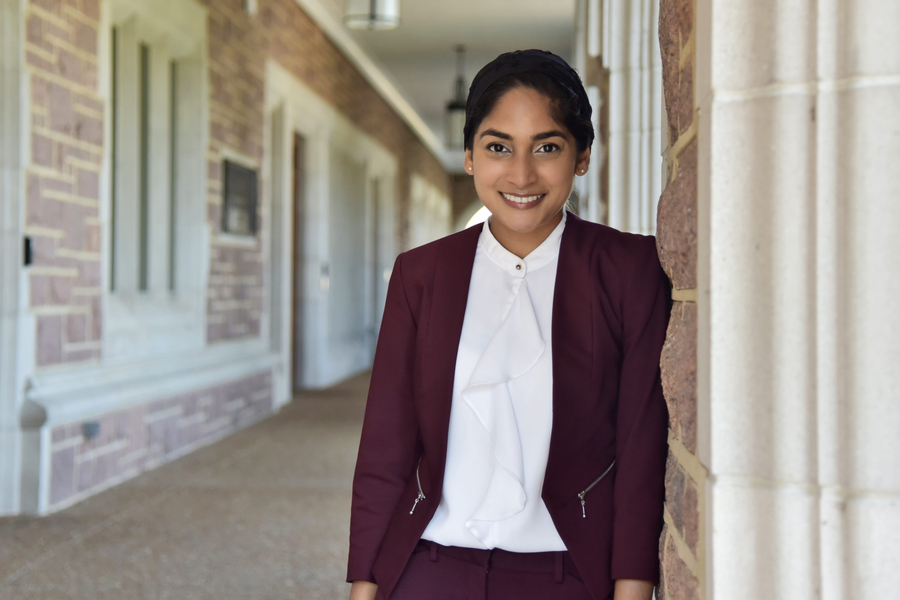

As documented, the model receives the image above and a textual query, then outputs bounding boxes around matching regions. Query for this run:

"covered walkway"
[0,374,369,600]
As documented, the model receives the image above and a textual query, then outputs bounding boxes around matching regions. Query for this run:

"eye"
[486,142,509,154]
[535,143,561,154]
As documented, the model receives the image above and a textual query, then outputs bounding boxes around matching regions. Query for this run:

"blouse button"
[515,264,522,270]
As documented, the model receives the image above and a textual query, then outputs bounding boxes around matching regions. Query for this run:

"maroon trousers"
[378,540,604,600]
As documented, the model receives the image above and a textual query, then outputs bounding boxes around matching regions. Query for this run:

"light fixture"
[344,0,400,30]
[445,45,466,149]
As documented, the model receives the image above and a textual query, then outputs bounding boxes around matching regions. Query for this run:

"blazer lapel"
[420,225,481,489]
[545,213,595,505]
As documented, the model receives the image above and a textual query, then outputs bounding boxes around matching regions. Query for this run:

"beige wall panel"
[708,93,817,484]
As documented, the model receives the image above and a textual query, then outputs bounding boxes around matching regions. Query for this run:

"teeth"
[502,193,543,203]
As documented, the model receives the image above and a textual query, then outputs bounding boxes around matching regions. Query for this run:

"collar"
[480,209,567,277]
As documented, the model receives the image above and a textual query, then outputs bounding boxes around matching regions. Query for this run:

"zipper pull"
[409,491,425,515]
[578,491,587,518]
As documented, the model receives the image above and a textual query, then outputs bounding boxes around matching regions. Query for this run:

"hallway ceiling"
[318,0,577,165]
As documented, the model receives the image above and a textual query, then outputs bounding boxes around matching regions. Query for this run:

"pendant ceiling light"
[344,0,400,30]
[445,45,467,149]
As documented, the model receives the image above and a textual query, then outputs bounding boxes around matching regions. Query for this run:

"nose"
[506,151,538,190]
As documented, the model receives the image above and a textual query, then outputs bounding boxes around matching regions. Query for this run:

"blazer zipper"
[577,460,616,519]
[409,460,426,515]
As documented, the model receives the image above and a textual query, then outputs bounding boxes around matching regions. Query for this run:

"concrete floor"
[0,373,370,600]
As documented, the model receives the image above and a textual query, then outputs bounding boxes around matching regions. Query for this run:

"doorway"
[290,133,306,393]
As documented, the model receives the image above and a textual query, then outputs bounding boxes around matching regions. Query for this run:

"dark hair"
[463,60,594,154]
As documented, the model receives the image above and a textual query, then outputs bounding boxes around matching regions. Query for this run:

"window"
[109,10,203,297]
[104,0,208,362]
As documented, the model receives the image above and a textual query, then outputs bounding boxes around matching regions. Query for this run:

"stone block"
[37,315,63,366]
[661,301,697,452]
[711,0,815,90]
[708,93,819,484]
[65,312,87,343]
[76,169,99,199]
[657,140,697,290]
[712,483,819,600]
[47,82,76,137]
[662,534,700,600]
[73,21,96,54]
[81,0,99,21]
[31,133,54,167]
[664,451,700,555]
[659,0,694,140]
[49,447,75,505]
[30,274,72,307]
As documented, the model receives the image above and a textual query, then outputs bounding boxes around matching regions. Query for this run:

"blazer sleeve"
[610,236,671,583]
[346,252,421,583]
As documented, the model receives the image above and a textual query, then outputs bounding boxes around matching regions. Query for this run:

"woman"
[347,50,670,600]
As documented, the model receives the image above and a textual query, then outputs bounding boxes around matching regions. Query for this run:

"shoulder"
[566,213,660,275]
[394,224,482,282]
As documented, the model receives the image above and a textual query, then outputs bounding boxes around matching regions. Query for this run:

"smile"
[501,192,545,204]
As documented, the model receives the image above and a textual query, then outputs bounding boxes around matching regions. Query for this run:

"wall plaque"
[222,160,258,235]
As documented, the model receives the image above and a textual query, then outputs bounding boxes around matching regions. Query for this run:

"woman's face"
[465,87,590,240]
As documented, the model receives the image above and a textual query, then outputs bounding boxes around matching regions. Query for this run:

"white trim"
[291,0,451,170]
[265,60,396,390]
[25,341,277,427]
[0,0,26,515]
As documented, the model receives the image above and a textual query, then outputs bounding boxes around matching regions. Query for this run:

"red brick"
[50,447,75,505]
[31,0,62,14]
[76,260,100,286]
[26,14,46,47]
[664,451,700,555]
[661,301,698,453]
[73,21,97,54]
[657,140,698,289]
[81,0,99,21]
[30,273,73,306]
[32,133,54,167]
[66,312,87,343]
[57,50,90,86]
[76,169,99,199]
[30,235,57,266]
[662,535,700,600]
[659,0,695,142]
[26,50,55,73]
[47,82,76,136]
[37,314,63,366]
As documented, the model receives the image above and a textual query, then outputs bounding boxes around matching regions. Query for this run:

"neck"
[489,210,564,259]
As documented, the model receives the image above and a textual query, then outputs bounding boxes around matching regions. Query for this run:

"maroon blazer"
[347,213,671,600]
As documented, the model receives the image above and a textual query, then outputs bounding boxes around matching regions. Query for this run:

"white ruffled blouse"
[420,210,567,552]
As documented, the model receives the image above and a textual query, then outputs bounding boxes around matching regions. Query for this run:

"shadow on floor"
[0,372,371,600]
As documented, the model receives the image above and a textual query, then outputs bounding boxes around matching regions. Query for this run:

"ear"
[464,149,474,175]
[575,147,591,176]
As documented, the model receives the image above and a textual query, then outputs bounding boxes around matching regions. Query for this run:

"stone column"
[692,0,900,598]
[656,0,704,597]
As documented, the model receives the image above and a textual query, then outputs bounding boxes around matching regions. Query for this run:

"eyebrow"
[479,128,568,141]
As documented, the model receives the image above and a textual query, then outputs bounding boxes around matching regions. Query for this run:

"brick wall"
[656,0,704,597]
[25,0,103,368]
[202,0,452,342]
[48,371,272,510]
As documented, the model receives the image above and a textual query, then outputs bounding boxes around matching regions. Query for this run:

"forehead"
[478,87,567,135]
